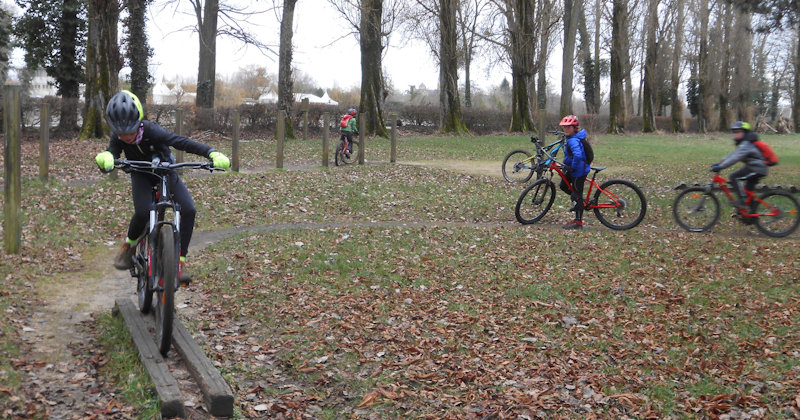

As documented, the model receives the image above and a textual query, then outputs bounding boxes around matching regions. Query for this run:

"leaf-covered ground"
[0,132,799,418]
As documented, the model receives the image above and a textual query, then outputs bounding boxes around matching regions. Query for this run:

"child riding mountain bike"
[340,108,358,156]
[94,90,230,284]
[710,121,768,219]
[557,115,591,230]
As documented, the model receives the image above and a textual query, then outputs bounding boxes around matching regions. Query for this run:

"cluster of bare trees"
[7,0,799,137]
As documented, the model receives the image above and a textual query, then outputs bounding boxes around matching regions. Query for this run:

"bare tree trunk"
[81,0,119,140]
[577,0,594,113]
[670,0,685,132]
[717,3,734,131]
[641,0,658,132]
[507,0,536,132]
[731,8,753,122]
[439,0,467,133]
[536,0,550,112]
[592,0,601,112]
[560,0,580,116]
[697,0,710,132]
[126,0,151,105]
[278,0,297,139]
[608,0,626,133]
[360,0,389,137]
[57,0,83,132]
[795,27,800,132]
[195,0,218,109]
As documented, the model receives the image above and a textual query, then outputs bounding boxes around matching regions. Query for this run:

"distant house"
[257,90,338,106]
[152,80,195,105]
[29,69,57,98]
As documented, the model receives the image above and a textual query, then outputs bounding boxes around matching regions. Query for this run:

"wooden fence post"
[358,113,365,165]
[301,98,310,140]
[390,113,397,164]
[231,110,240,172]
[175,108,185,162]
[276,111,285,169]
[322,113,329,167]
[39,102,50,181]
[4,85,22,254]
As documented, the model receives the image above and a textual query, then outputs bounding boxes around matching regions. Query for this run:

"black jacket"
[105,120,214,162]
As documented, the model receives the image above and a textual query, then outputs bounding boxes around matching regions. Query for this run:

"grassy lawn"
[0,132,799,417]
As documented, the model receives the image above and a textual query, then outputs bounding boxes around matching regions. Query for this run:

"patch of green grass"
[95,312,160,420]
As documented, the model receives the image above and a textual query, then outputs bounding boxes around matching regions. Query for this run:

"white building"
[257,90,338,106]
[152,79,195,105]
[29,69,57,98]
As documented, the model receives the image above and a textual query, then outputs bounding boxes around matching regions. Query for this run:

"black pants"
[128,171,196,257]
[560,174,587,220]
[340,131,354,153]
[728,167,764,202]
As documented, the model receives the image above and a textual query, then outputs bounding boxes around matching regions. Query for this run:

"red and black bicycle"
[673,171,800,237]
[514,139,647,230]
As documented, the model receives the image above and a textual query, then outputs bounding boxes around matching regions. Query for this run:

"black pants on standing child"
[560,174,587,221]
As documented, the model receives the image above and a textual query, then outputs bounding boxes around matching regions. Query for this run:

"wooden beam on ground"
[172,318,234,417]
[114,299,185,418]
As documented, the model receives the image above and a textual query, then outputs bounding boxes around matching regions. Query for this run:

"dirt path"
[400,159,503,179]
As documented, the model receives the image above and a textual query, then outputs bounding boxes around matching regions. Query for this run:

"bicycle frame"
[709,173,779,219]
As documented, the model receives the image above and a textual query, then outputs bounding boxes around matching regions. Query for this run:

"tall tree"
[717,3,735,131]
[608,0,627,133]
[0,5,11,88]
[576,0,595,113]
[730,7,753,121]
[277,0,297,139]
[456,0,489,108]
[439,0,467,133]
[14,0,86,131]
[696,0,711,132]
[670,0,685,132]
[359,0,389,136]
[641,0,659,132]
[125,0,152,103]
[560,0,580,115]
[81,0,120,139]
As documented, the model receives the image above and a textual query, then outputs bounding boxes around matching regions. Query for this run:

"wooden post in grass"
[301,98,310,140]
[390,113,397,163]
[322,113,329,167]
[175,108,185,164]
[231,110,240,172]
[276,110,285,169]
[4,85,22,254]
[39,102,50,181]
[358,113,365,165]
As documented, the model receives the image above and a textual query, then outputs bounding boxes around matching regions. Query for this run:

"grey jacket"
[718,134,768,176]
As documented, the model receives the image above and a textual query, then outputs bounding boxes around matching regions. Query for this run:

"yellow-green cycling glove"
[95,151,114,172]
[208,151,230,170]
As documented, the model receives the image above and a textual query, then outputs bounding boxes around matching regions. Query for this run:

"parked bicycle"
[673,171,800,237]
[515,137,647,230]
[335,133,361,166]
[502,131,565,183]
[116,158,225,356]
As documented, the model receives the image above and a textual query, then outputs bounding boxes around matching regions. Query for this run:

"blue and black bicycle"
[502,131,566,183]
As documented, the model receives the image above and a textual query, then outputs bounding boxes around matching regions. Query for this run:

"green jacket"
[341,115,357,132]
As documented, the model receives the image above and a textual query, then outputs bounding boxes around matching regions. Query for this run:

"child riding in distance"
[711,121,768,220]
[94,90,230,284]
[557,115,591,230]
[340,108,358,156]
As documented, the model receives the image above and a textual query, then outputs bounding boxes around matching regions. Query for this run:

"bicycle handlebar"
[114,159,225,173]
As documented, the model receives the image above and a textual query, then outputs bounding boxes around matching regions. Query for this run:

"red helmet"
[559,115,579,126]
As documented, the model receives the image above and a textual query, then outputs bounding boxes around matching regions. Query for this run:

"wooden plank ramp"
[113,298,185,418]
[172,318,235,417]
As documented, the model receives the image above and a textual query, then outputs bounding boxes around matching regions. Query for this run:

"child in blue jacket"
[557,115,591,229]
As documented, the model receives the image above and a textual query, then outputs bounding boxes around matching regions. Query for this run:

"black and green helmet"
[730,121,752,131]
[106,90,143,134]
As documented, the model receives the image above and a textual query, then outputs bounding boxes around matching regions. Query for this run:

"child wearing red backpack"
[711,121,769,215]
[340,108,358,156]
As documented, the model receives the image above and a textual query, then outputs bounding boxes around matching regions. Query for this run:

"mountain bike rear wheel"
[515,179,556,224]
[593,179,647,230]
[335,139,360,166]
[154,226,177,356]
[136,237,153,314]
[672,187,720,232]
[502,150,534,183]
[754,190,800,237]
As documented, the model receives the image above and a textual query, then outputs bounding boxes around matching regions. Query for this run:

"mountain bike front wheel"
[515,179,556,224]
[154,226,177,356]
[754,190,800,237]
[672,187,720,232]
[502,150,534,183]
[136,237,153,314]
[336,140,360,166]
[593,179,647,230]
